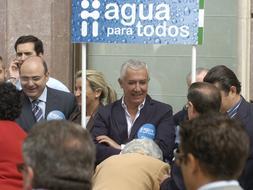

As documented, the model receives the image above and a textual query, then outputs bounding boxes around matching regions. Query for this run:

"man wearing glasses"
[161,82,221,190]
[204,65,253,190]
[177,113,249,190]
[16,56,77,132]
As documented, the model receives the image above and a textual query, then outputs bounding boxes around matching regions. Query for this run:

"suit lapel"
[113,100,129,143]
[45,87,58,118]
[22,93,36,130]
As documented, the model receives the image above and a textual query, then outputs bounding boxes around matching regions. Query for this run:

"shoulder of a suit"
[47,87,74,97]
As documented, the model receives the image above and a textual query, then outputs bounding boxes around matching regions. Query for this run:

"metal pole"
[191,45,197,83]
[81,43,87,128]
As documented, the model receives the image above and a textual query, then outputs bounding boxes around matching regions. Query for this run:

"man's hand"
[96,135,121,149]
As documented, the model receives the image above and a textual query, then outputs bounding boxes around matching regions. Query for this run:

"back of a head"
[187,82,221,114]
[86,69,117,104]
[121,139,163,160]
[203,65,241,94]
[14,35,44,55]
[120,59,149,80]
[0,82,21,120]
[23,120,95,190]
[180,113,249,180]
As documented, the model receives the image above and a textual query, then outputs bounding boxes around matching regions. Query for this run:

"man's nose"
[17,54,26,62]
[134,82,141,91]
[21,54,27,62]
[27,79,34,86]
[75,90,81,97]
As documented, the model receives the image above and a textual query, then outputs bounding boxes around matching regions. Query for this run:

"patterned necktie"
[32,100,43,122]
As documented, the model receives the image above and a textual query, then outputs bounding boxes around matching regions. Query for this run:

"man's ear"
[27,166,34,181]
[45,72,50,82]
[230,86,237,95]
[23,166,34,190]
[187,101,198,120]
[187,153,199,175]
[38,53,43,57]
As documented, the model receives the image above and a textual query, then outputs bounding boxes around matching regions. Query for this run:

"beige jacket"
[92,153,170,190]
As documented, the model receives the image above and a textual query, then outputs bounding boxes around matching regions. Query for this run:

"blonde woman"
[70,70,117,130]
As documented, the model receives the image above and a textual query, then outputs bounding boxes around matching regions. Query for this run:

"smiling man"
[91,59,175,164]
[16,56,77,132]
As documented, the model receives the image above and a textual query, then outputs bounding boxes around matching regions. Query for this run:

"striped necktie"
[32,100,43,122]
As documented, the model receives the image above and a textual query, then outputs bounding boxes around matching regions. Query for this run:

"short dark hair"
[180,113,249,179]
[23,120,96,190]
[42,59,48,74]
[0,82,22,120]
[14,35,44,55]
[203,65,241,94]
[187,82,221,114]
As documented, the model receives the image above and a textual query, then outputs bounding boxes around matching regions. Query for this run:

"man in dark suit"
[178,113,249,190]
[204,65,253,190]
[173,67,209,143]
[16,56,77,132]
[161,82,221,190]
[91,59,175,164]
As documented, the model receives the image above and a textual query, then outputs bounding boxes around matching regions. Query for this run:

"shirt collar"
[121,96,145,111]
[198,180,240,190]
[227,96,242,118]
[29,87,47,103]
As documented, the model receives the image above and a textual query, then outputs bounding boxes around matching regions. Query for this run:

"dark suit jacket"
[91,95,175,164]
[69,104,102,131]
[160,108,189,190]
[173,107,188,126]
[162,97,253,190]
[236,97,253,190]
[16,87,77,132]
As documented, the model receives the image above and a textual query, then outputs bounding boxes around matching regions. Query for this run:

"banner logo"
[81,0,100,37]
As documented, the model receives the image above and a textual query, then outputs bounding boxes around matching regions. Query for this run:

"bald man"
[16,56,77,132]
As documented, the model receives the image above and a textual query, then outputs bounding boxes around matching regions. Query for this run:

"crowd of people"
[0,34,252,190]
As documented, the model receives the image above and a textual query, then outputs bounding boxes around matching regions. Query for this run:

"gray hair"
[186,67,209,87]
[119,59,149,80]
[121,139,163,160]
[23,120,95,190]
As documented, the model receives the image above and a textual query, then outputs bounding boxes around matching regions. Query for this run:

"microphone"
[47,110,66,120]
[137,123,156,140]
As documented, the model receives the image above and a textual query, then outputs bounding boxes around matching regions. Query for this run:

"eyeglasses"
[184,101,191,111]
[17,162,26,173]
[20,75,44,83]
